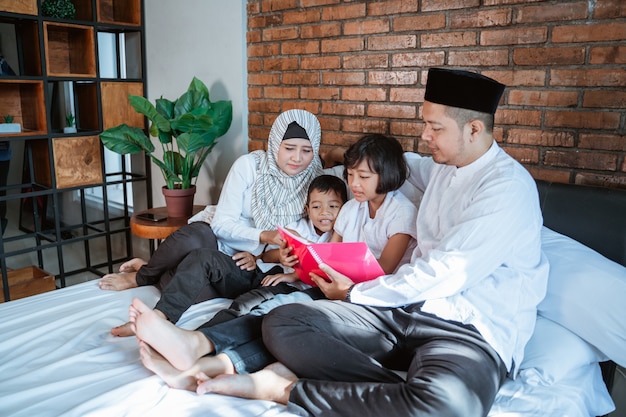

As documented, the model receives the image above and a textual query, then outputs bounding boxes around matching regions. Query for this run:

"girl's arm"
[378,233,412,274]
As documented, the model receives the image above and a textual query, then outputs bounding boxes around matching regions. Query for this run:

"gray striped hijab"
[251,109,323,231]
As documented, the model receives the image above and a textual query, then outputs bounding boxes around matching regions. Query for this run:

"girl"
[127,133,419,385]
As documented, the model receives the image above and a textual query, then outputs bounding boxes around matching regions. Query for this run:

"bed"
[1,179,625,417]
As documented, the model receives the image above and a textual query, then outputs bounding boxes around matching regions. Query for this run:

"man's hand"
[233,251,257,271]
[311,263,355,301]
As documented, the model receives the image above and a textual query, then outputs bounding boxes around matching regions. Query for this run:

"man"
[198,68,550,416]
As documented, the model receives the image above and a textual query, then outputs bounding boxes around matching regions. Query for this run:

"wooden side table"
[130,205,205,253]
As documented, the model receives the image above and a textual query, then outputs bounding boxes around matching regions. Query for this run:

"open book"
[277,226,385,286]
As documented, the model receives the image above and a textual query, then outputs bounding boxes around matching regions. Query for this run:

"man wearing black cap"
[197,68,549,417]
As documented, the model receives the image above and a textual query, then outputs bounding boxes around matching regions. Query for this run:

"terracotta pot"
[162,185,196,218]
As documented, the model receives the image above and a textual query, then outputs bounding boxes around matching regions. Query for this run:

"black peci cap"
[424,68,505,115]
[282,121,310,141]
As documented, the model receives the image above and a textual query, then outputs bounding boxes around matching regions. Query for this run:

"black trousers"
[135,221,218,290]
[263,300,508,417]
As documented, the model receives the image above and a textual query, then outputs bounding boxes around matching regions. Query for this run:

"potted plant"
[100,77,233,217]
[0,115,21,134]
[64,113,77,133]
[40,0,76,19]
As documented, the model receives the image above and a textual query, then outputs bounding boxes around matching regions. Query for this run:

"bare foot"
[110,321,134,337]
[99,272,138,291]
[139,341,199,391]
[129,297,213,370]
[196,362,298,405]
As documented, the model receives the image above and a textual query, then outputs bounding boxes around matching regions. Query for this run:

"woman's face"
[276,138,315,176]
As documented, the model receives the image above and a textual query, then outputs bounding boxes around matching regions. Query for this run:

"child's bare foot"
[139,341,198,391]
[99,272,138,291]
[130,298,213,370]
[110,321,134,337]
[196,362,298,404]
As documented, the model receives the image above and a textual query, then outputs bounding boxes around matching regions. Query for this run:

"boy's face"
[306,189,344,235]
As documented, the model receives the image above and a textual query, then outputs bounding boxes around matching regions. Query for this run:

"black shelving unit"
[0,0,151,302]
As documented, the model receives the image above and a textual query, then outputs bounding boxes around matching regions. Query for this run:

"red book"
[278,226,385,286]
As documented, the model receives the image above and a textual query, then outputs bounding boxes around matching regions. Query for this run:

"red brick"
[368,34,417,51]
[282,9,321,25]
[448,49,509,66]
[583,90,626,109]
[367,0,419,16]
[343,54,389,69]
[574,173,626,190]
[282,72,320,85]
[526,166,571,184]
[247,30,261,43]
[367,103,417,119]
[544,150,617,171]
[247,100,282,114]
[281,102,320,114]
[322,71,366,86]
[507,90,578,107]
[421,31,477,48]
[300,87,341,100]
[369,71,418,86]
[482,70,545,87]
[247,87,262,99]
[390,87,424,103]
[482,27,547,46]
[321,38,364,53]
[281,40,320,55]
[451,8,512,28]
[263,86,299,99]
[422,0,480,12]
[301,0,340,7]
[261,0,297,12]
[506,129,575,147]
[323,131,362,146]
[515,2,588,23]
[321,3,367,21]
[502,146,540,164]
[344,19,390,36]
[390,121,422,139]
[301,23,342,39]
[262,26,299,41]
[513,46,585,66]
[341,118,389,134]
[248,73,280,86]
[593,0,626,19]
[341,87,387,102]
[318,116,341,131]
[262,57,299,71]
[549,69,626,87]
[590,46,626,64]
[392,51,445,68]
[321,102,365,116]
[553,22,626,43]
[497,109,542,127]
[545,110,621,129]
[393,14,446,32]
[247,43,280,57]
[579,133,626,151]
[247,60,262,72]
[301,56,341,70]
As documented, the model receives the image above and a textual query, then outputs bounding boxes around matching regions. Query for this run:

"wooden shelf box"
[52,135,103,188]
[97,0,141,26]
[0,80,47,137]
[101,81,144,129]
[0,0,38,15]
[0,266,56,303]
[43,22,96,77]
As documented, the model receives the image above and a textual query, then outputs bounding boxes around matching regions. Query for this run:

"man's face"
[421,101,471,167]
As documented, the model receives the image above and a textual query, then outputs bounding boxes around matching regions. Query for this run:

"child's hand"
[278,243,299,267]
[261,273,299,286]
[232,251,257,271]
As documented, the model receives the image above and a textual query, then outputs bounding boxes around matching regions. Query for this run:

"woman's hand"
[311,263,355,301]
[260,230,281,246]
[261,273,299,286]
[233,251,257,271]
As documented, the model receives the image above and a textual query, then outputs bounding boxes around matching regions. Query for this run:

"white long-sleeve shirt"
[349,142,549,374]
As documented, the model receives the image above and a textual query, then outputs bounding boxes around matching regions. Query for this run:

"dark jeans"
[263,300,508,417]
[135,221,218,290]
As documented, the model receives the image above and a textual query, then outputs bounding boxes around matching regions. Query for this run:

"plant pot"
[162,185,196,218]
[63,126,77,134]
[0,123,21,134]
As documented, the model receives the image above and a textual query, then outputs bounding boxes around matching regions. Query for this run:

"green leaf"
[129,95,170,133]
[100,124,154,154]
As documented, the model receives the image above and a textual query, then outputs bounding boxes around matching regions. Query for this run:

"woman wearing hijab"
[102,109,323,335]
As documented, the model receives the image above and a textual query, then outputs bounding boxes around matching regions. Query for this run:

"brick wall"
[246,0,626,188]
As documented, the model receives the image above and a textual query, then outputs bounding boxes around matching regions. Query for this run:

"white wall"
[144,0,247,207]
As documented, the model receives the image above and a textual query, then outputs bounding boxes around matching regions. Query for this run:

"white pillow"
[520,315,606,384]
[538,227,626,367]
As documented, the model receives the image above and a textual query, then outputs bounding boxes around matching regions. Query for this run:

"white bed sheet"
[0,281,611,417]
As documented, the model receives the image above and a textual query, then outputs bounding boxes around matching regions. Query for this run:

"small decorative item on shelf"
[63,113,77,133]
[0,115,21,134]
[40,0,76,19]
[100,77,233,217]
